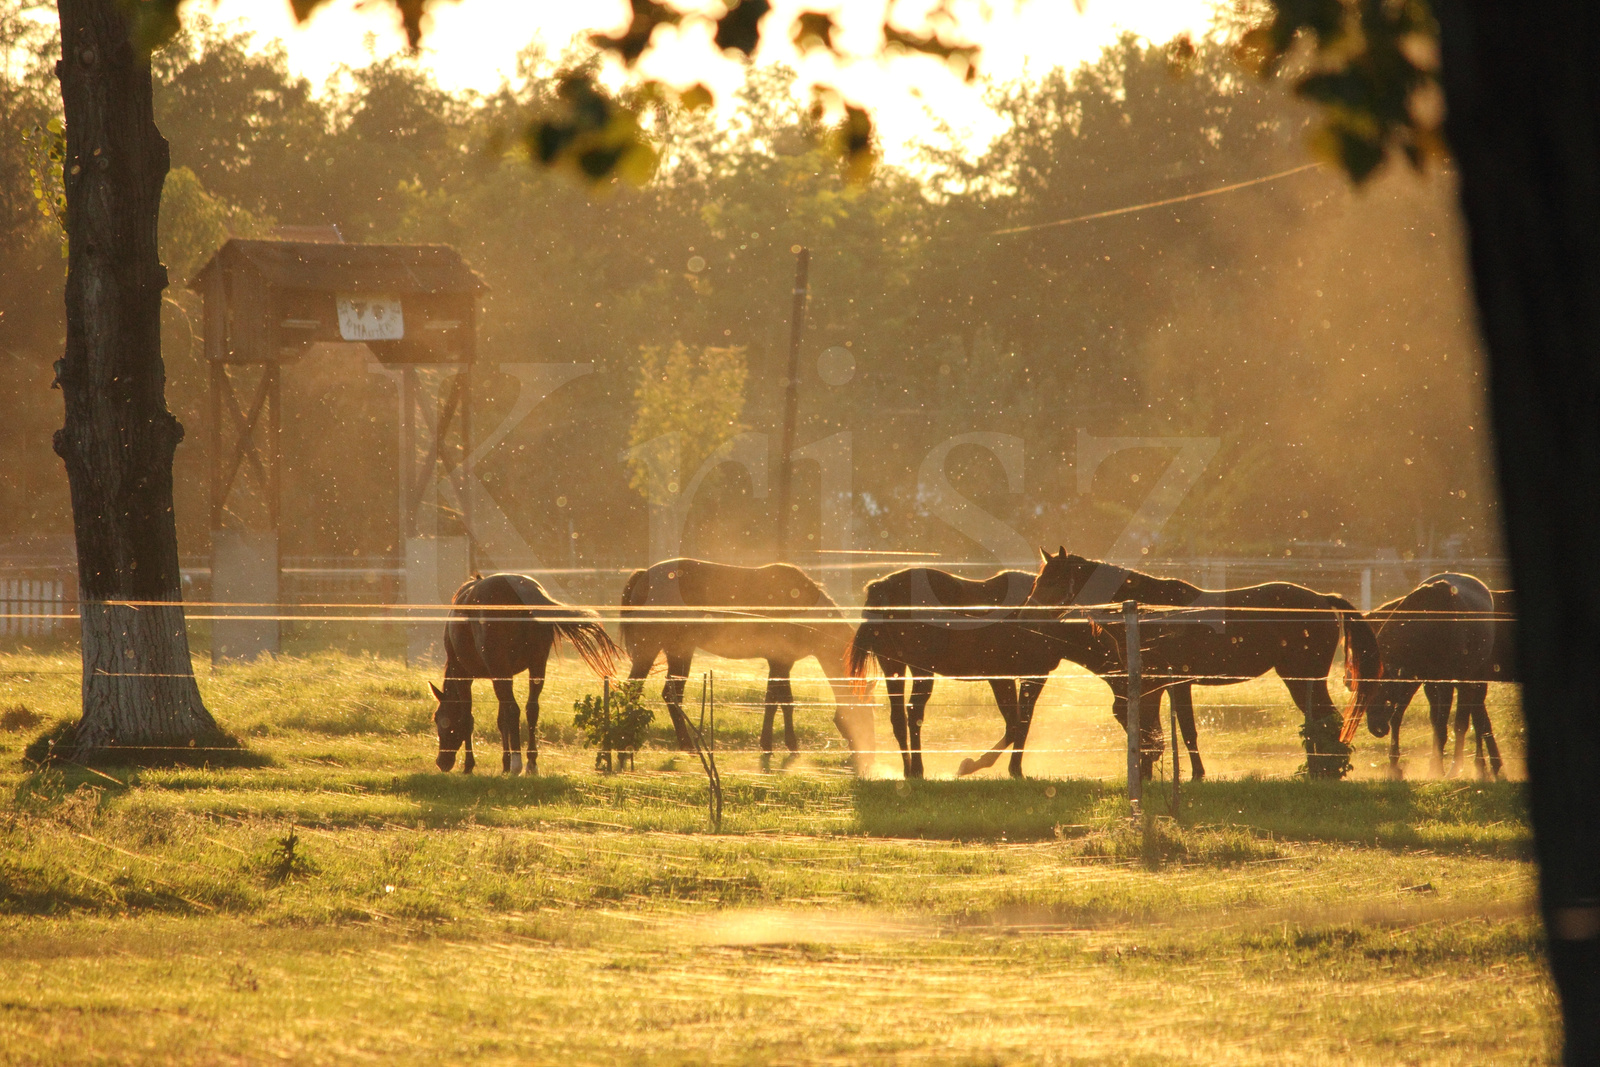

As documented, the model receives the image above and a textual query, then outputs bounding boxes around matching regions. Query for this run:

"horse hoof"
[957,758,978,777]
[781,752,801,770]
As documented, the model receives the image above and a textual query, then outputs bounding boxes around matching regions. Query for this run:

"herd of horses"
[429,553,1516,782]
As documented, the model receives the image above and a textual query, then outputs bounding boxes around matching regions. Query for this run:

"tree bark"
[52,0,219,757]
[1437,2,1600,1059]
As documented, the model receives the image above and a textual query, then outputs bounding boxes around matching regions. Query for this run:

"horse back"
[446,573,565,676]
[621,558,845,664]
[857,567,1066,678]
[1119,571,1203,606]
[862,567,1032,612]
[628,558,832,610]
[1369,573,1496,682]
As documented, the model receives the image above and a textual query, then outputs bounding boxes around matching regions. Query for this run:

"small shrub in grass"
[0,703,42,731]
[1067,815,1285,869]
[1298,714,1353,779]
[257,829,318,884]
[572,681,653,771]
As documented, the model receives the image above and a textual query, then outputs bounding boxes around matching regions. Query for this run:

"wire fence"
[0,561,1523,789]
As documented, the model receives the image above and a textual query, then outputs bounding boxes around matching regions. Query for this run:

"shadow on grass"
[851,776,1529,857]
[853,778,1117,841]
[22,719,271,771]
[1180,777,1529,857]
[387,771,591,813]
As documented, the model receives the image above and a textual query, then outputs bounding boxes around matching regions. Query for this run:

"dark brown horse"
[845,567,1104,779]
[430,573,621,774]
[620,559,875,773]
[1021,549,1381,776]
[1347,573,1506,779]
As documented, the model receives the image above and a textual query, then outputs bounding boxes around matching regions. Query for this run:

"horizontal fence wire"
[3,563,1522,780]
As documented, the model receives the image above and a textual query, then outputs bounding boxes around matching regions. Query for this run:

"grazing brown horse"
[430,573,621,774]
[1020,549,1381,777]
[620,559,875,773]
[846,567,1110,779]
[1348,573,1506,779]
[949,554,1211,779]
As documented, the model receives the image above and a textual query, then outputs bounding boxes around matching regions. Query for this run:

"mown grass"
[0,644,1554,1064]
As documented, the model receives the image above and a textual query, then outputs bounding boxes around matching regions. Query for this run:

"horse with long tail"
[430,573,621,774]
[846,567,1105,779]
[620,559,876,774]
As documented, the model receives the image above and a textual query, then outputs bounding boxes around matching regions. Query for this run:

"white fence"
[0,579,69,637]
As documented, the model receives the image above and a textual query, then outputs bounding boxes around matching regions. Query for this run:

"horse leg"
[760,676,780,772]
[1424,682,1453,777]
[1460,683,1502,779]
[1139,686,1165,781]
[1009,677,1046,780]
[489,679,521,775]
[626,645,666,758]
[663,653,695,751]
[907,672,933,780]
[1109,682,1130,769]
[1388,716,1405,779]
[959,680,1017,777]
[776,673,799,767]
[524,672,545,776]
[1170,684,1204,780]
[1455,695,1476,777]
[885,668,911,778]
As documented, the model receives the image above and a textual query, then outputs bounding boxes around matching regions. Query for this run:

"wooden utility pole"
[774,247,809,561]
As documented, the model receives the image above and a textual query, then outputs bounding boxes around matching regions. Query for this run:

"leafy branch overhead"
[1233,0,1443,180]
[118,0,1441,185]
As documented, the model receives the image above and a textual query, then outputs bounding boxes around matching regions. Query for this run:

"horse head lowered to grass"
[1350,573,1507,779]
[431,573,621,775]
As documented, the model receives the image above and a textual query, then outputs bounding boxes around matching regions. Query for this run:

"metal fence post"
[1124,600,1142,812]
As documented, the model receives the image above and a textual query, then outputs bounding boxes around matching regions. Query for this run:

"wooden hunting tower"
[190,239,487,659]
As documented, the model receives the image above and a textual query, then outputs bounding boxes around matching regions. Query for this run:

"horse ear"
[429,682,445,701]
[1056,545,1067,561]
[1039,547,1050,563]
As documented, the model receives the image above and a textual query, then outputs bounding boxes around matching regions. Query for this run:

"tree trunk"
[51,0,220,758]
[1437,2,1600,1059]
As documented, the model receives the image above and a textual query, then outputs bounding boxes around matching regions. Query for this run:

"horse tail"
[1328,594,1382,742]
[847,620,881,679]
[553,613,624,678]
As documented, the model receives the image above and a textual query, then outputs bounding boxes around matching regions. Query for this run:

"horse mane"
[1332,594,1383,742]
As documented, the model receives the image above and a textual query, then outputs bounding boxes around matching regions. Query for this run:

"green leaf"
[590,0,683,66]
[714,0,770,58]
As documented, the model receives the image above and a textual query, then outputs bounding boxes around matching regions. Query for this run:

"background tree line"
[0,5,1496,570]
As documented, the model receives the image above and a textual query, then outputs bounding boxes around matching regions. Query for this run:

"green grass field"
[0,642,1555,1064]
